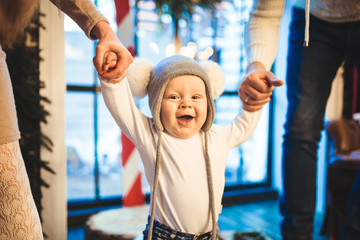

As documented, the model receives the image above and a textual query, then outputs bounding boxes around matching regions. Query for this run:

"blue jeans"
[142,218,213,240]
[280,7,360,240]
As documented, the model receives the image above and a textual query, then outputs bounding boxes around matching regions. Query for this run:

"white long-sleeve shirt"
[246,0,360,70]
[100,77,262,234]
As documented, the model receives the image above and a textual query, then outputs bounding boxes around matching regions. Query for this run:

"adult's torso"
[293,0,360,23]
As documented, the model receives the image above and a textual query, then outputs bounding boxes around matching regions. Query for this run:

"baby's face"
[160,75,207,139]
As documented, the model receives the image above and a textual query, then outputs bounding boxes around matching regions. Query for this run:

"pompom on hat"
[126,55,224,240]
[126,54,224,132]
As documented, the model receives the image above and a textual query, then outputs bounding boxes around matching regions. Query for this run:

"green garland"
[154,0,222,54]
[4,11,54,223]
[155,0,222,18]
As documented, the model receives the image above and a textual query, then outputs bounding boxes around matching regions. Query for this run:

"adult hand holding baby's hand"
[239,62,283,112]
[91,21,133,83]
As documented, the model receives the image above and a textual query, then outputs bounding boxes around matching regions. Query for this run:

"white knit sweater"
[246,0,360,70]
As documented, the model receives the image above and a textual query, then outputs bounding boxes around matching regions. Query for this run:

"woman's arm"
[50,0,106,39]
[50,0,133,82]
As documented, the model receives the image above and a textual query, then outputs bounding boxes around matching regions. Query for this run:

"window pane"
[215,96,269,186]
[65,16,95,86]
[66,92,96,201]
[97,0,118,30]
[136,1,171,62]
[135,0,268,189]
[242,104,269,183]
[65,0,269,207]
[97,94,123,198]
[216,1,252,92]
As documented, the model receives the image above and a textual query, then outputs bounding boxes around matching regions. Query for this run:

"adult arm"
[246,0,286,70]
[49,0,106,39]
[49,0,133,80]
[242,0,285,111]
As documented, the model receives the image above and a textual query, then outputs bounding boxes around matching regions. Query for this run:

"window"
[65,0,126,205]
[135,0,271,190]
[66,0,275,224]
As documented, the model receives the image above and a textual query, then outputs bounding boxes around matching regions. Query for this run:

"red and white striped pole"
[114,0,144,207]
[114,0,136,56]
[120,134,145,206]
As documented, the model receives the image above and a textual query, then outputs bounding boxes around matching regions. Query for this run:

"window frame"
[66,0,278,228]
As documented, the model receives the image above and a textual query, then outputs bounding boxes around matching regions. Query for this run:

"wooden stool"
[85,205,149,240]
[321,120,360,240]
[321,156,360,240]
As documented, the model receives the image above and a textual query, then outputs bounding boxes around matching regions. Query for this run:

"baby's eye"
[192,96,200,99]
[169,95,179,99]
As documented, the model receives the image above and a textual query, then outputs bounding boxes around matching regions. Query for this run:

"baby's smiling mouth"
[177,115,194,124]
[178,115,194,120]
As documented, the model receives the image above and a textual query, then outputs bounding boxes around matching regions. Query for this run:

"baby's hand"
[103,52,118,71]
[100,52,124,83]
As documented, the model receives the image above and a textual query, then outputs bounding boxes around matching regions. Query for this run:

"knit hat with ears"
[127,54,224,132]
[126,54,224,240]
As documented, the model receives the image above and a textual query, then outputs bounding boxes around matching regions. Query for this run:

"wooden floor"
[68,199,329,240]
[217,199,328,240]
